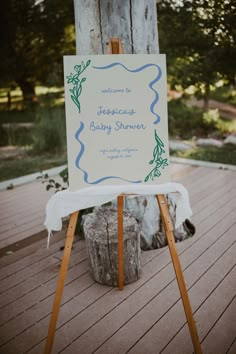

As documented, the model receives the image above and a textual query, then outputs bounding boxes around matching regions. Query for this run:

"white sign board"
[64,54,170,191]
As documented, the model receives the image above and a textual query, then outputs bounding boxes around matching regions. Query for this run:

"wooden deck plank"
[170,164,196,181]
[0,268,93,348]
[0,237,66,281]
[0,208,46,232]
[0,229,77,280]
[0,241,85,312]
[16,206,235,354]
[192,178,236,216]
[201,296,236,354]
[0,175,60,203]
[0,241,85,292]
[0,230,66,268]
[0,194,52,220]
[0,243,87,309]
[0,246,169,351]
[0,214,47,241]
[48,223,236,354]
[0,201,233,352]
[179,169,234,209]
[0,224,47,250]
[49,184,236,354]
[127,227,236,354]
[2,248,170,353]
[186,172,234,209]
[0,166,235,354]
[189,171,234,203]
[227,337,236,354]
[0,179,54,250]
[192,187,236,227]
[0,191,50,209]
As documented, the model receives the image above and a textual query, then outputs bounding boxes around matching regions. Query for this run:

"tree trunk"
[73,0,159,55]
[7,90,11,110]
[203,82,210,111]
[17,79,36,102]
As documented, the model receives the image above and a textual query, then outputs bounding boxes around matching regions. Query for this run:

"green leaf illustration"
[74,65,81,73]
[67,60,91,113]
[71,95,80,112]
[144,130,169,182]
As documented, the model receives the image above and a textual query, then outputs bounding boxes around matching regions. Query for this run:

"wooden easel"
[44,38,202,354]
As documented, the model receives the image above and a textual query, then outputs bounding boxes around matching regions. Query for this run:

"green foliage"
[0,125,9,146]
[157,0,236,102]
[168,98,235,139]
[202,108,221,131]
[38,167,68,192]
[59,167,68,184]
[214,118,236,137]
[0,125,33,147]
[0,109,36,124]
[0,0,75,98]
[210,85,236,106]
[0,88,66,148]
[168,99,205,138]
[32,107,66,153]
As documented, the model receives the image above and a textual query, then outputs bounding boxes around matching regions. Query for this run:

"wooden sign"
[64,54,170,191]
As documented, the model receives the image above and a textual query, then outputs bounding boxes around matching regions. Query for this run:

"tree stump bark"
[83,206,141,286]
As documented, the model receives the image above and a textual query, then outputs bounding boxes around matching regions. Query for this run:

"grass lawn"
[171,144,236,165]
[0,153,67,182]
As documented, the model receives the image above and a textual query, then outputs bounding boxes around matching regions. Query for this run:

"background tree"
[157,0,236,109]
[0,0,75,101]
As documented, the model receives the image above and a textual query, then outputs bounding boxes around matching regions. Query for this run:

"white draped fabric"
[44,182,192,247]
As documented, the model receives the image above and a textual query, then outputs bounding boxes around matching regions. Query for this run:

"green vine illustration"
[144,130,169,182]
[66,59,91,113]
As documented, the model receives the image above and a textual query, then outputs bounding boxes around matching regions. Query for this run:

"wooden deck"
[0,165,235,353]
[0,180,55,254]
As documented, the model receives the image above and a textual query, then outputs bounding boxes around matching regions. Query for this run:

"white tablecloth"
[44,182,192,247]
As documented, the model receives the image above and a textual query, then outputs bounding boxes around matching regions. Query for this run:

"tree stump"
[83,206,141,286]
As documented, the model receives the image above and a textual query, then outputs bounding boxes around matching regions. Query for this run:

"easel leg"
[44,211,79,354]
[108,39,124,291]
[117,195,124,290]
[156,195,202,354]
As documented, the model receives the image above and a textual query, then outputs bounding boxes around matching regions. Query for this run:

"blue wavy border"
[74,61,162,185]
[93,62,162,124]
[75,121,142,184]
